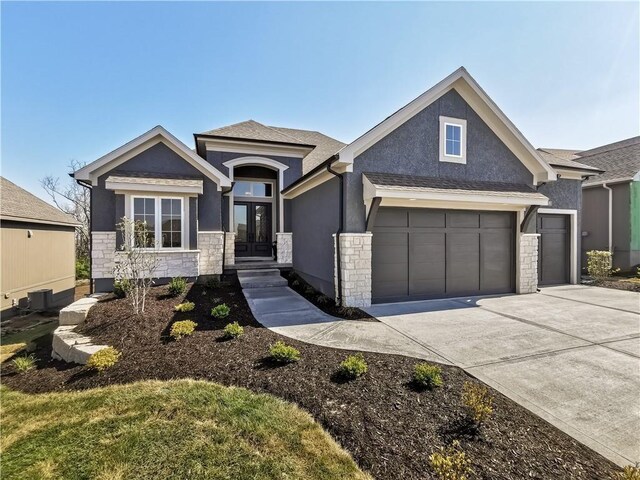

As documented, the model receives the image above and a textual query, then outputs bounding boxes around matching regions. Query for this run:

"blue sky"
[2,1,639,200]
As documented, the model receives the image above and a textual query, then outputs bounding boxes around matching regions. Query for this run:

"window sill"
[439,155,467,165]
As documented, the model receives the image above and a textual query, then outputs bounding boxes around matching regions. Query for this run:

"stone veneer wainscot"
[518,233,539,294]
[334,233,372,308]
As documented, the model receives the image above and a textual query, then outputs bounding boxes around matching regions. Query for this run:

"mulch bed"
[283,271,376,321]
[1,279,619,480]
[582,275,640,292]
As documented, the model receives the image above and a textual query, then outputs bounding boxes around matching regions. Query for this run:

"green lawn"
[1,380,369,480]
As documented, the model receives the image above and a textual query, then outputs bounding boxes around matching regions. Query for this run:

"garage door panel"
[375,208,408,227]
[481,231,513,291]
[540,232,567,284]
[481,212,512,229]
[447,212,480,228]
[409,233,445,295]
[446,233,480,293]
[409,210,446,228]
[540,215,567,231]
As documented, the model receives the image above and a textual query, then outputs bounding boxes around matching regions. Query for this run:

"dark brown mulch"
[283,271,376,321]
[582,275,640,293]
[2,279,618,480]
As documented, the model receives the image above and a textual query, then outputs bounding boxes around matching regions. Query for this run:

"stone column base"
[518,233,539,294]
[333,233,372,308]
[91,231,116,278]
[198,231,224,275]
[224,232,236,266]
[276,232,293,264]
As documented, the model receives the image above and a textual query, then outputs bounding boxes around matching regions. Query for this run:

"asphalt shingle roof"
[198,120,346,174]
[575,138,640,186]
[537,149,601,172]
[0,177,78,226]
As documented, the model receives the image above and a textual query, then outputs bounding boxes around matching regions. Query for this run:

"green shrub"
[75,257,90,280]
[587,250,619,278]
[12,354,37,373]
[316,294,331,305]
[338,353,368,379]
[113,279,130,298]
[211,304,231,319]
[174,301,195,312]
[223,321,244,339]
[168,277,187,297]
[170,320,197,340]
[462,382,493,425]
[304,285,316,296]
[413,362,443,389]
[269,341,300,363]
[429,440,471,480]
[338,306,359,317]
[292,280,301,287]
[87,347,121,372]
[614,464,640,480]
[205,277,222,289]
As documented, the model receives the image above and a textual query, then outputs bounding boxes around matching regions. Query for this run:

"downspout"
[603,183,613,252]
[74,177,93,294]
[327,161,344,306]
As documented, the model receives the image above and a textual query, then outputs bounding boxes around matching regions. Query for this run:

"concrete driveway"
[365,285,640,467]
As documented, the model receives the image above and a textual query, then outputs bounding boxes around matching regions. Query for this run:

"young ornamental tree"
[114,217,158,314]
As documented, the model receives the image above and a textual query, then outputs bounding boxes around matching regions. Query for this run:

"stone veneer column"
[91,232,116,278]
[518,233,539,294]
[276,232,293,264]
[224,232,236,266]
[198,231,224,275]
[333,233,372,308]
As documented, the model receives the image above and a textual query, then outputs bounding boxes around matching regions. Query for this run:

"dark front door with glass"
[234,202,272,257]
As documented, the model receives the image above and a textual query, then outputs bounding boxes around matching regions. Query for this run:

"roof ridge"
[260,123,309,144]
[578,136,640,158]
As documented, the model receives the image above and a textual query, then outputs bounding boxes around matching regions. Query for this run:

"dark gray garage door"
[372,208,515,303]
[537,214,569,285]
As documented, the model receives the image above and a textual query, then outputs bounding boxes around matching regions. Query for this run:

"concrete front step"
[237,270,288,289]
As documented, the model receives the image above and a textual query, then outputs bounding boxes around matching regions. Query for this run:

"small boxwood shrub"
[304,285,316,296]
[586,250,619,278]
[211,304,231,319]
[413,362,443,389]
[429,440,471,480]
[168,276,187,297]
[170,320,197,340]
[113,279,130,298]
[174,301,195,312]
[462,381,494,425]
[338,353,368,379]
[316,294,331,305]
[223,321,244,339]
[12,354,37,373]
[269,341,300,363]
[615,464,640,480]
[87,347,121,372]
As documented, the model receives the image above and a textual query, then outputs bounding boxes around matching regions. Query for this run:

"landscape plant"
[338,353,368,380]
[269,341,300,363]
[429,440,471,480]
[462,382,494,425]
[87,347,121,372]
[174,301,195,312]
[170,320,197,340]
[113,218,158,314]
[12,354,37,373]
[168,276,187,297]
[113,279,130,299]
[586,250,619,278]
[223,321,244,339]
[413,362,443,389]
[211,304,231,319]
[614,464,640,480]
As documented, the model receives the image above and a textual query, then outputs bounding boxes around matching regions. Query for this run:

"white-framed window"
[439,116,467,164]
[233,180,273,198]
[131,195,184,249]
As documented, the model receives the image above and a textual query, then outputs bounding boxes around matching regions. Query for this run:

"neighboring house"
[74,67,596,307]
[0,177,79,318]
[539,137,640,272]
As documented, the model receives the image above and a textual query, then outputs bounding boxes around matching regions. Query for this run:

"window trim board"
[439,116,467,164]
[125,194,188,251]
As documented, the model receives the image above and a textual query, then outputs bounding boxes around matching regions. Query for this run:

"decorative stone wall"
[333,233,372,308]
[198,231,224,275]
[224,232,236,266]
[276,233,293,264]
[92,231,117,278]
[518,233,539,294]
[146,251,199,278]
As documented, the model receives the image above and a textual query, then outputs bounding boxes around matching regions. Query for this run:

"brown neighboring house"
[0,177,79,318]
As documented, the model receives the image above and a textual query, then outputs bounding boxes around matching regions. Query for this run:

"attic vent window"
[439,116,467,164]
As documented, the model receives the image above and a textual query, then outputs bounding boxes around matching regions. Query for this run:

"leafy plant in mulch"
[338,306,360,317]
[223,322,244,340]
[174,302,195,312]
[269,341,300,364]
[462,381,494,425]
[12,354,37,374]
[412,362,443,389]
[211,304,231,319]
[168,277,188,297]
[170,320,197,340]
[316,294,331,305]
[429,440,472,480]
[113,279,130,299]
[87,347,121,372]
[338,353,368,380]
[614,463,640,480]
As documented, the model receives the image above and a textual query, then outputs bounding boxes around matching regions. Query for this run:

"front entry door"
[234,202,272,257]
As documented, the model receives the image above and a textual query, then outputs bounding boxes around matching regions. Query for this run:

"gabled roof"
[336,67,557,184]
[74,126,231,189]
[574,137,640,186]
[578,136,640,157]
[537,148,602,173]
[0,177,79,227]
[196,120,346,174]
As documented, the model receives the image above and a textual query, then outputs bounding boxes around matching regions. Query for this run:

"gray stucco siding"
[290,176,340,297]
[345,89,535,231]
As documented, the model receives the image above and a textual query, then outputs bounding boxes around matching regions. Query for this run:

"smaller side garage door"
[372,208,515,303]
[537,214,569,285]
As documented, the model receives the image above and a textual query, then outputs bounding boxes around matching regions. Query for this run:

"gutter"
[326,161,344,306]
[72,176,94,295]
[603,183,613,252]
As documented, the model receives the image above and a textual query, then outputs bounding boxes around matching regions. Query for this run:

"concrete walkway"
[238,270,640,467]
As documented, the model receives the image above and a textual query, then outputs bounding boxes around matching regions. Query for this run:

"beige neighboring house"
[1,177,79,318]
